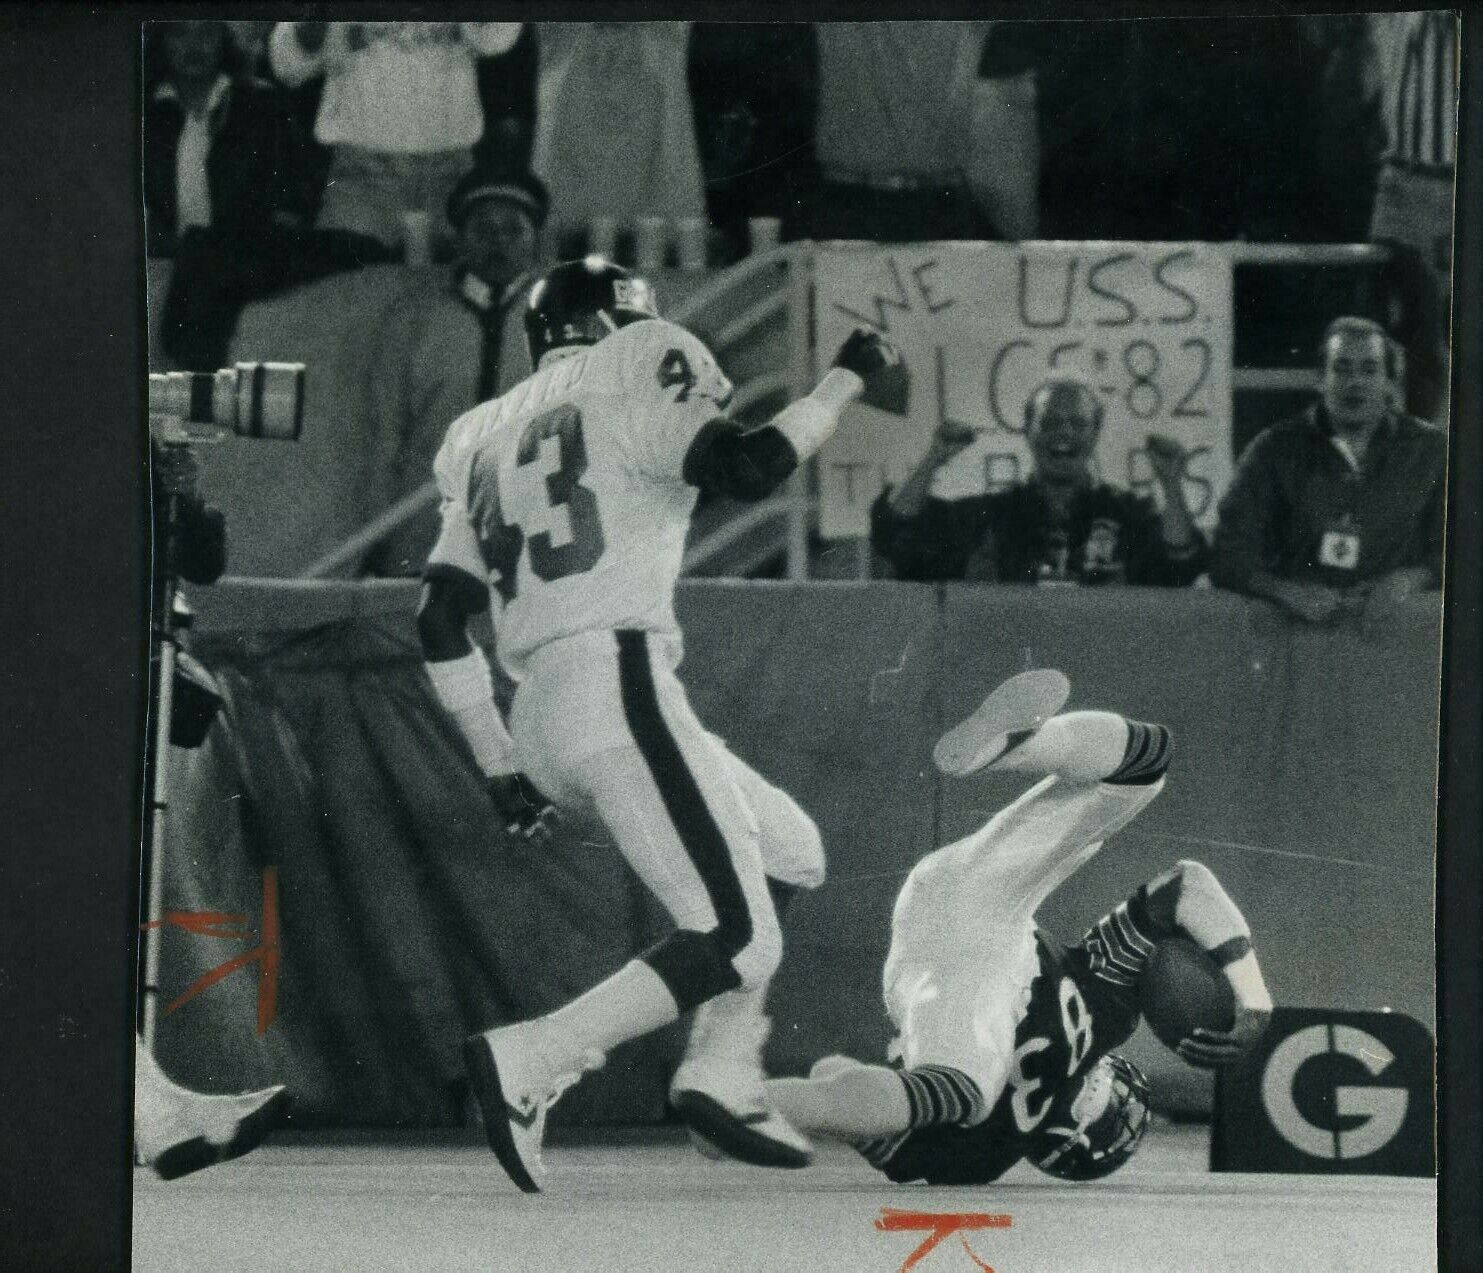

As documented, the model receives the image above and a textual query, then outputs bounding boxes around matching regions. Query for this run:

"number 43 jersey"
[428,317,734,680]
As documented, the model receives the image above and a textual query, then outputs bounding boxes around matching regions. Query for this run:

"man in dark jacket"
[871,376,1206,586]
[1210,316,1445,629]
[146,20,394,370]
[144,20,319,257]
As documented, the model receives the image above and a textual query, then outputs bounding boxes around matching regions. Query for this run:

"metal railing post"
[785,247,814,581]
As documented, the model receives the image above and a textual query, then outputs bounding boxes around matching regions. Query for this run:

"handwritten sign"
[813,243,1234,539]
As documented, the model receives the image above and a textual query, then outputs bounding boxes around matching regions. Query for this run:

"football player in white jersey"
[731,670,1272,1184]
[416,256,902,1192]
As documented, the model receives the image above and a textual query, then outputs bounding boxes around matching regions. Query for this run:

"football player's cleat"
[671,1005,812,1169]
[670,1063,814,1169]
[524,257,661,367]
[143,1084,290,1182]
[933,668,1071,777]
[464,1025,602,1193]
[1028,1053,1152,1181]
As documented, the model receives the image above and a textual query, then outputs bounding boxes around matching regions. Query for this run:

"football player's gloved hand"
[1176,1005,1272,1069]
[833,329,901,381]
[488,773,558,844]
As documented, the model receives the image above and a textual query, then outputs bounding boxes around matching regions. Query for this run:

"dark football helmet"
[1027,1053,1152,1182]
[524,256,661,367]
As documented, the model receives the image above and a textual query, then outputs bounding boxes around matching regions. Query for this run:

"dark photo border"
[0,5,1475,1269]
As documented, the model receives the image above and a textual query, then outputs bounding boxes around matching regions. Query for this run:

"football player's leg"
[935,669,1168,787]
[602,720,816,1166]
[675,749,826,1157]
[134,1037,288,1181]
[935,679,1173,922]
[947,772,1168,927]
[461,740,789,1186]
[721,750,826,895]
[765,1060,912,1142]
[508,713,808,1171]
[768,970,998,1146]
[584,742,812,1166]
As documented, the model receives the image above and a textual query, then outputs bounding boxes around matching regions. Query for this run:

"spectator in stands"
[269,21,522,254]
[148,19,384,371]
[810,21,1039,242]
[224,20,273,79]
[362,166,548,577]
[1299,16,1387,243]
[1030,16,1374,244]
[474,24,539,174]
[144,20,317,258]
[530,22,706,257]
[1211,316,1445,628]
[872,377,1206,585]
[1368,11,1456,424]
[688,23,819,260]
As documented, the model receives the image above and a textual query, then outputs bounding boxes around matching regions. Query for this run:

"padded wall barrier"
[154,581,1439,1123]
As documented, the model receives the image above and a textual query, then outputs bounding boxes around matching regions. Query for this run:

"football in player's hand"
[1139,937,1235,1053]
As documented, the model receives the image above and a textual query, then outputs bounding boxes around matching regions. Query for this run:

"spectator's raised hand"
[1145,433,1189,489]
[927,419,978,469]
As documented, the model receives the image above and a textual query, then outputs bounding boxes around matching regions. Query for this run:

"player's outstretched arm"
[1135,859,1273,1067]
[417,573,557,843]
[764,1057,913,1142]
[681,330,903,503]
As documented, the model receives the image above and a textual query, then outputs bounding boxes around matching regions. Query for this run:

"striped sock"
[1106,720,1171,786]
[897,1064,987,1130]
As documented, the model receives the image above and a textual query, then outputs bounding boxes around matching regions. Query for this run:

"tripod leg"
[140,595,178,1055]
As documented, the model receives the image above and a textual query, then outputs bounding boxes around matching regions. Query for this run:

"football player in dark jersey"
[744,669,1273,1184]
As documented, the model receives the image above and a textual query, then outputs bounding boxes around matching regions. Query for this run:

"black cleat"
[151,1086,290,1182]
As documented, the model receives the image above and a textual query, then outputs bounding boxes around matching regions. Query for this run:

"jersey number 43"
[468,404,607,603]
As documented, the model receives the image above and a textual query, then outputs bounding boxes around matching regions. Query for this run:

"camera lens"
[231,363,305,441]
[148,364,305,442]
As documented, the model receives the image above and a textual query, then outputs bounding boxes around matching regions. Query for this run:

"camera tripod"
[138,367,303,1053]
[139,487,191,1054]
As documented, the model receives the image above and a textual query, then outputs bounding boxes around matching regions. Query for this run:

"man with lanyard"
[1211,315,1446,630]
